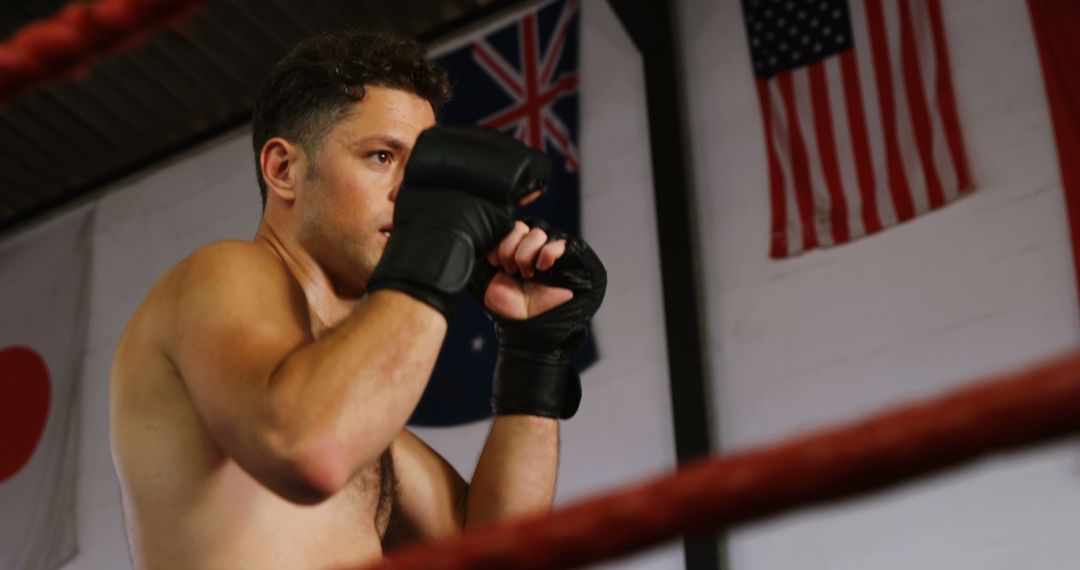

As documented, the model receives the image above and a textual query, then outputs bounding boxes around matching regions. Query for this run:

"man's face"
[296,85,436,296]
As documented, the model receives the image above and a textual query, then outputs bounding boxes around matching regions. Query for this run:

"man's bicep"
[390,429,469,545]
[167,246,309,462]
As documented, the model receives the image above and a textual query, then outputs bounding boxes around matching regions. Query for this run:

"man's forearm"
[465,415,559,528]
[266,290,447,492]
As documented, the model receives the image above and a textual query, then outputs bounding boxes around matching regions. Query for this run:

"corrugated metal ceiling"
[0,0,513,233]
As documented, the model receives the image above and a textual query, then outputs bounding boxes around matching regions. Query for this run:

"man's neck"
[254,219,360,334]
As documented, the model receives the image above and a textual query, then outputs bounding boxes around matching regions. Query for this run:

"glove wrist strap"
[367,223,475,319]
[491,349,582,419]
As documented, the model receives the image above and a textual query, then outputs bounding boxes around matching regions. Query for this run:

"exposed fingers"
[514,228,550,278]
[496,221,531,274]
[536,239,566,271]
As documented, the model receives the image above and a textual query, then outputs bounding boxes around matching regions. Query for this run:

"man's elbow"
[254,383,354,504]
[259,432,353,505]
[277,454,348,505]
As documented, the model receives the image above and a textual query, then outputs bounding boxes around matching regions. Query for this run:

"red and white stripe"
[471,0,580,171]
[756,0,971,258]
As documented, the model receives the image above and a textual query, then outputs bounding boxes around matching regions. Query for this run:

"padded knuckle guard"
[368,127,553,319]
[404,126,552,204]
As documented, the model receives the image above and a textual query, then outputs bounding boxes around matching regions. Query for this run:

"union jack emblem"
[471,0,580,171]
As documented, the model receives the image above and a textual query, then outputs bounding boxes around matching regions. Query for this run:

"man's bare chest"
[343,449,397,538]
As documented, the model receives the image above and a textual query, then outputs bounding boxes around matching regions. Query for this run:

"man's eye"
[373,151,392,164]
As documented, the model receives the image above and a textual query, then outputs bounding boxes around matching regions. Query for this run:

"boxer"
[110,29,604,569]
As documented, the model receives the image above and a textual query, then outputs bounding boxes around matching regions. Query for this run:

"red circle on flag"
[0,345,51,482]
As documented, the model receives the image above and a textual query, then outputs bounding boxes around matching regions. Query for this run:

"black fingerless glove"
[368,127,550,319]
[469,218,607,419]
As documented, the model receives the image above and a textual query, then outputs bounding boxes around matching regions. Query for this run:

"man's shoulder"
[141,237,311,360]
[152,240,305,343]
[111,241,295,393]
[177,239,286,283]
[167,240,294,301]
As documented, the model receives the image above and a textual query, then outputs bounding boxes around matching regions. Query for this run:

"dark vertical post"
[606,0,721,568]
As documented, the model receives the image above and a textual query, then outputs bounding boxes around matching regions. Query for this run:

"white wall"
[678,0,1080,568]
[67,132,263,569]
[30,1,683,568]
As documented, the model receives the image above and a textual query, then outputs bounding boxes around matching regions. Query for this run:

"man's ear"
[261,137,304,203]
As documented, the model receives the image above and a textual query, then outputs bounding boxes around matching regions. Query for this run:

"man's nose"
[389,163,407,202]
[389,176,402,202]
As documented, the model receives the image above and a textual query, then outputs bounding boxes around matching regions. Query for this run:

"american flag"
[744,0,971,258]
[410,0,594,426]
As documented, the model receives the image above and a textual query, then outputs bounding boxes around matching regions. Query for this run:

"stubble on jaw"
[297,186,386,299]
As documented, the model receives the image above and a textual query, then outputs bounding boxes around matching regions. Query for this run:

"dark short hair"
[251,30,452,206]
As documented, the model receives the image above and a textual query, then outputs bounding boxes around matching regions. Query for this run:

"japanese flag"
[0,207,92,570]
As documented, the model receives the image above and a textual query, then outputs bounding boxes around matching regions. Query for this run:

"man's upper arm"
[165,242,313,494]
[389,429,469,545]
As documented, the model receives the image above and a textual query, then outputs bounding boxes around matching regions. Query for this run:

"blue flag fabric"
[408,0,596,426]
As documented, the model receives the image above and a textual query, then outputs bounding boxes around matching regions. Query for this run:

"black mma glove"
[469,218,607,419]
[368,126,551,319]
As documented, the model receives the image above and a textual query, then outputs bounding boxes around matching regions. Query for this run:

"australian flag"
[408,0,597,426]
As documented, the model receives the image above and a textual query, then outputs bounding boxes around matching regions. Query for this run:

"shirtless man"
[109,31,605,569]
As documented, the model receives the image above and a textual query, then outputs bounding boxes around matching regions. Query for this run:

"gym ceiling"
[0,0,508,233]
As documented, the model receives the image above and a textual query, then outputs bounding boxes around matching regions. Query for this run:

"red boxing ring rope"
[366,349,1080,570]
[0,0,205,104]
